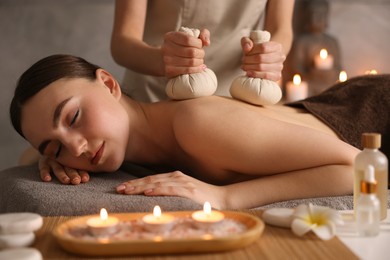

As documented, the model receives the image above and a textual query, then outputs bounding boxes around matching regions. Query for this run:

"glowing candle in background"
[365,69,378,75]
[86,208,119,236]
[192,202,224,229]
[339,70,347,82]
[142,205,175,232]
[285,74,308,102]
[314,49,334,70]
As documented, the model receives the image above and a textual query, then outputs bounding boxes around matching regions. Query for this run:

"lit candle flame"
[339,71,347,82]
[320,49,328,59]
[100,208,108,221]
[153,205,162,218]
[293,74,302,85]
[203,201,212,215]
[365,69,378,75]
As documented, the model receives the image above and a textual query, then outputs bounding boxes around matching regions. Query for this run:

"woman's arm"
[116,163,353,210]
[111,0,208,78]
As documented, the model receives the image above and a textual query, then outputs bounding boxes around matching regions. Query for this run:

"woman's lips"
[91,142,105,165]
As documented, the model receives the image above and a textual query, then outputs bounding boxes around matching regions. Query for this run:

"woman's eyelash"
[56,109,79,158]
[70,109,79,126]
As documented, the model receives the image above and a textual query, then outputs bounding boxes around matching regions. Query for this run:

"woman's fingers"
[116,171,226,209]
[38,156,52,182]
[78,170,90,183]
[117,171,196,195]
[38,156,89,185]
[64,167,83,185]
[49,160,71,184]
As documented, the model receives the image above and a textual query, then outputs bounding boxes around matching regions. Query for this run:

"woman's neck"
[120,96,177,166]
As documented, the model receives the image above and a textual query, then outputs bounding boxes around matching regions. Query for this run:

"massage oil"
[354,133,388,220]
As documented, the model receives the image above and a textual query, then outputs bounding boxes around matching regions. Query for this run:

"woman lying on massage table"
[10,55,389,209]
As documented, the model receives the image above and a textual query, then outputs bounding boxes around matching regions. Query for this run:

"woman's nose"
[63,134,87,157]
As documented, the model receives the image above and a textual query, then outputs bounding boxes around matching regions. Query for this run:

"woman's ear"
[95,69,122,100]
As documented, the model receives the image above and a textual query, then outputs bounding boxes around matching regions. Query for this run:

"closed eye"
[70,109,79,126]
[55,109,79,158]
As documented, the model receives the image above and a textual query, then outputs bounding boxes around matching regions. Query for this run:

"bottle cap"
[361,133,381,149]
[360,164,377,194]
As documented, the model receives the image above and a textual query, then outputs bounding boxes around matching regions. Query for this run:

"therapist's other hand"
[241,37,286,82]
[38,156,90,185]
[162,29,210,78]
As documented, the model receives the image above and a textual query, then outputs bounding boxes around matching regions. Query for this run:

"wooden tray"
[53,211,264,256]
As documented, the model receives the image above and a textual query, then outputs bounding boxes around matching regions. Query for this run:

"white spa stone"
[0,213,43,235]
[262,208,295,228]
[0,248,42,260]
[0,232,35,249]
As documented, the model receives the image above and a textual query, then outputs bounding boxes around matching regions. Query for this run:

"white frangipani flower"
[291,203,343,240]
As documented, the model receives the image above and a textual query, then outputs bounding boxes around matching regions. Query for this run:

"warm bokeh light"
[293,74,302,85]
[153,205,162,218]
[320,49,328,59]
[203,201,212,215]
[100,208,108,221]
[365,69,378,75]
[339,71,347,82]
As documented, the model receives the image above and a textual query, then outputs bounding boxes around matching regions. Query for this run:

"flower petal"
[293,204,311,220]
[291,218,313,236]
[312,222,336,240]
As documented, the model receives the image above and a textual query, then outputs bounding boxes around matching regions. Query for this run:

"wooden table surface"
[33,209,358,260]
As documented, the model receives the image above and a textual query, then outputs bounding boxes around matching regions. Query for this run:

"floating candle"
[86,208,119,236]
[314,49,334,70]
[142,206,175,233]
[192,202,224,229]
[285,74,308,102]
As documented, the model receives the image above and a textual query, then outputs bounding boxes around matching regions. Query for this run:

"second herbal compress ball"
[230,30,282,106]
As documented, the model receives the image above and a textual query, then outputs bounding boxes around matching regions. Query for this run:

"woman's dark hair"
[10,54,101,138]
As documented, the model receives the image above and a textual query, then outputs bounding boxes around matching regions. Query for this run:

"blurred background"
[1,0,389,170]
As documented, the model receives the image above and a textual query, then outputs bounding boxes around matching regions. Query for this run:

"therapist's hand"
[38,156,90,185]
[240,37,286,82]
[161,29,210,78]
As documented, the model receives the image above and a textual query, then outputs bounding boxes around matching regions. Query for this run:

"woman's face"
[20,71,130,172]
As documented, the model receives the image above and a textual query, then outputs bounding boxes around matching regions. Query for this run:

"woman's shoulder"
[174,96,234,118]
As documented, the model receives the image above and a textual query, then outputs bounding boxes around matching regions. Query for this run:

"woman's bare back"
[133,96,358,185]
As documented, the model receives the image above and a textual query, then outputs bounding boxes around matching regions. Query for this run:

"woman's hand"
[116,171,227,209]
[38,156,90,185]
[240,37,286,82]
[161,29,210,78]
